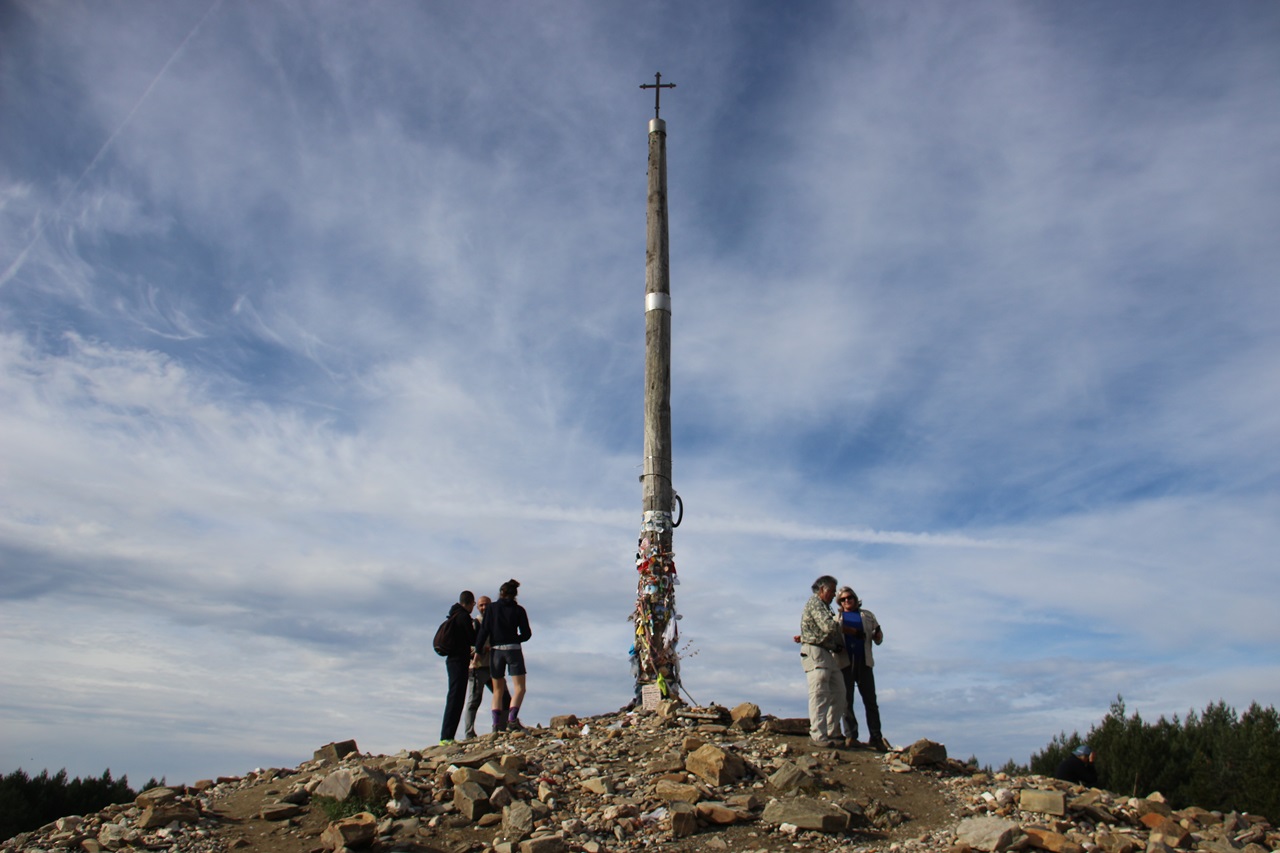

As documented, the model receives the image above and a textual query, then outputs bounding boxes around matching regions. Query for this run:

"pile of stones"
[3,701,1276,853]
[933,770,1278,853]
[0,702,927,853]
[284,702,924,851]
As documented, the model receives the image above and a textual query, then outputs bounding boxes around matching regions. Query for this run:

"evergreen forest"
[1002,697,1280,823]
[0,768,154,842]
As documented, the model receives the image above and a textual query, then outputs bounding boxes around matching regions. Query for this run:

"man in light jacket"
[796,575,849,747]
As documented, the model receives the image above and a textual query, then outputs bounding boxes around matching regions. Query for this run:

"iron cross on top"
[639,72,676,118]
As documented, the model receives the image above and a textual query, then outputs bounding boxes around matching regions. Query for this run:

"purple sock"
[508,705,520,721]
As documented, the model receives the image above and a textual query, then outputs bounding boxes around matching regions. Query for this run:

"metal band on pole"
[645,292,671,313]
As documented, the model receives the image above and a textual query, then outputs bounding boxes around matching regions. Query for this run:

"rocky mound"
[4,703,1277,853]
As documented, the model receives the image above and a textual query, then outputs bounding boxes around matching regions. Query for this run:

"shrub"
[312,795,386,822]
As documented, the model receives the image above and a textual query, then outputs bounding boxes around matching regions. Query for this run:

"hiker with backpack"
[474,579,532,731]
[437,590,477,744]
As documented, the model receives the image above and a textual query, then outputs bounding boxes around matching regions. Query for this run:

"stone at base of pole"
[640,683,663,711]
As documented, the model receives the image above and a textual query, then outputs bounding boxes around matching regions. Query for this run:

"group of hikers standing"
[438,573,888,750]
[436,574,1104,779]
[439,579,531,744]
[796,574,889,750]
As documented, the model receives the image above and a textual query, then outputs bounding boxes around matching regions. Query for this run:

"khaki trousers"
[806,666,845,743]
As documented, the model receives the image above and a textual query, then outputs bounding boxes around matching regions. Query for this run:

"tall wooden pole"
[632,73,680,704]
[643,102,673,530]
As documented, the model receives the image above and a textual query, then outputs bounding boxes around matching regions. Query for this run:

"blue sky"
[3,0,1279,784]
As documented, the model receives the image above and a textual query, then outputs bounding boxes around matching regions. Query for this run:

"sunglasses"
[838,596,854,602]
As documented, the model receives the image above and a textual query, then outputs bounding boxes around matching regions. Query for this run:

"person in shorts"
[463,595,508,738]
[474,578,532,731]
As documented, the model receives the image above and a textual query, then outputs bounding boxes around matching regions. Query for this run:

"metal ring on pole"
[645,292,671,313]
[672,492,683,528]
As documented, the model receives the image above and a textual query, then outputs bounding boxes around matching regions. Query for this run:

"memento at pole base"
[640,683,663,711]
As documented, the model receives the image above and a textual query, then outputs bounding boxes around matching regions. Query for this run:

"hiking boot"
[870,736,892,752]
[464,730,477,740]
[439,739,455,746]
[846,737,867,749]
[507,717,525,731]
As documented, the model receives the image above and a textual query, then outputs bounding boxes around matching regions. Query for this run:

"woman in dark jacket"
[474,578,532,731]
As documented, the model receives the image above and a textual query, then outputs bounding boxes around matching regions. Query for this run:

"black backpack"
[433,614,458,657]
